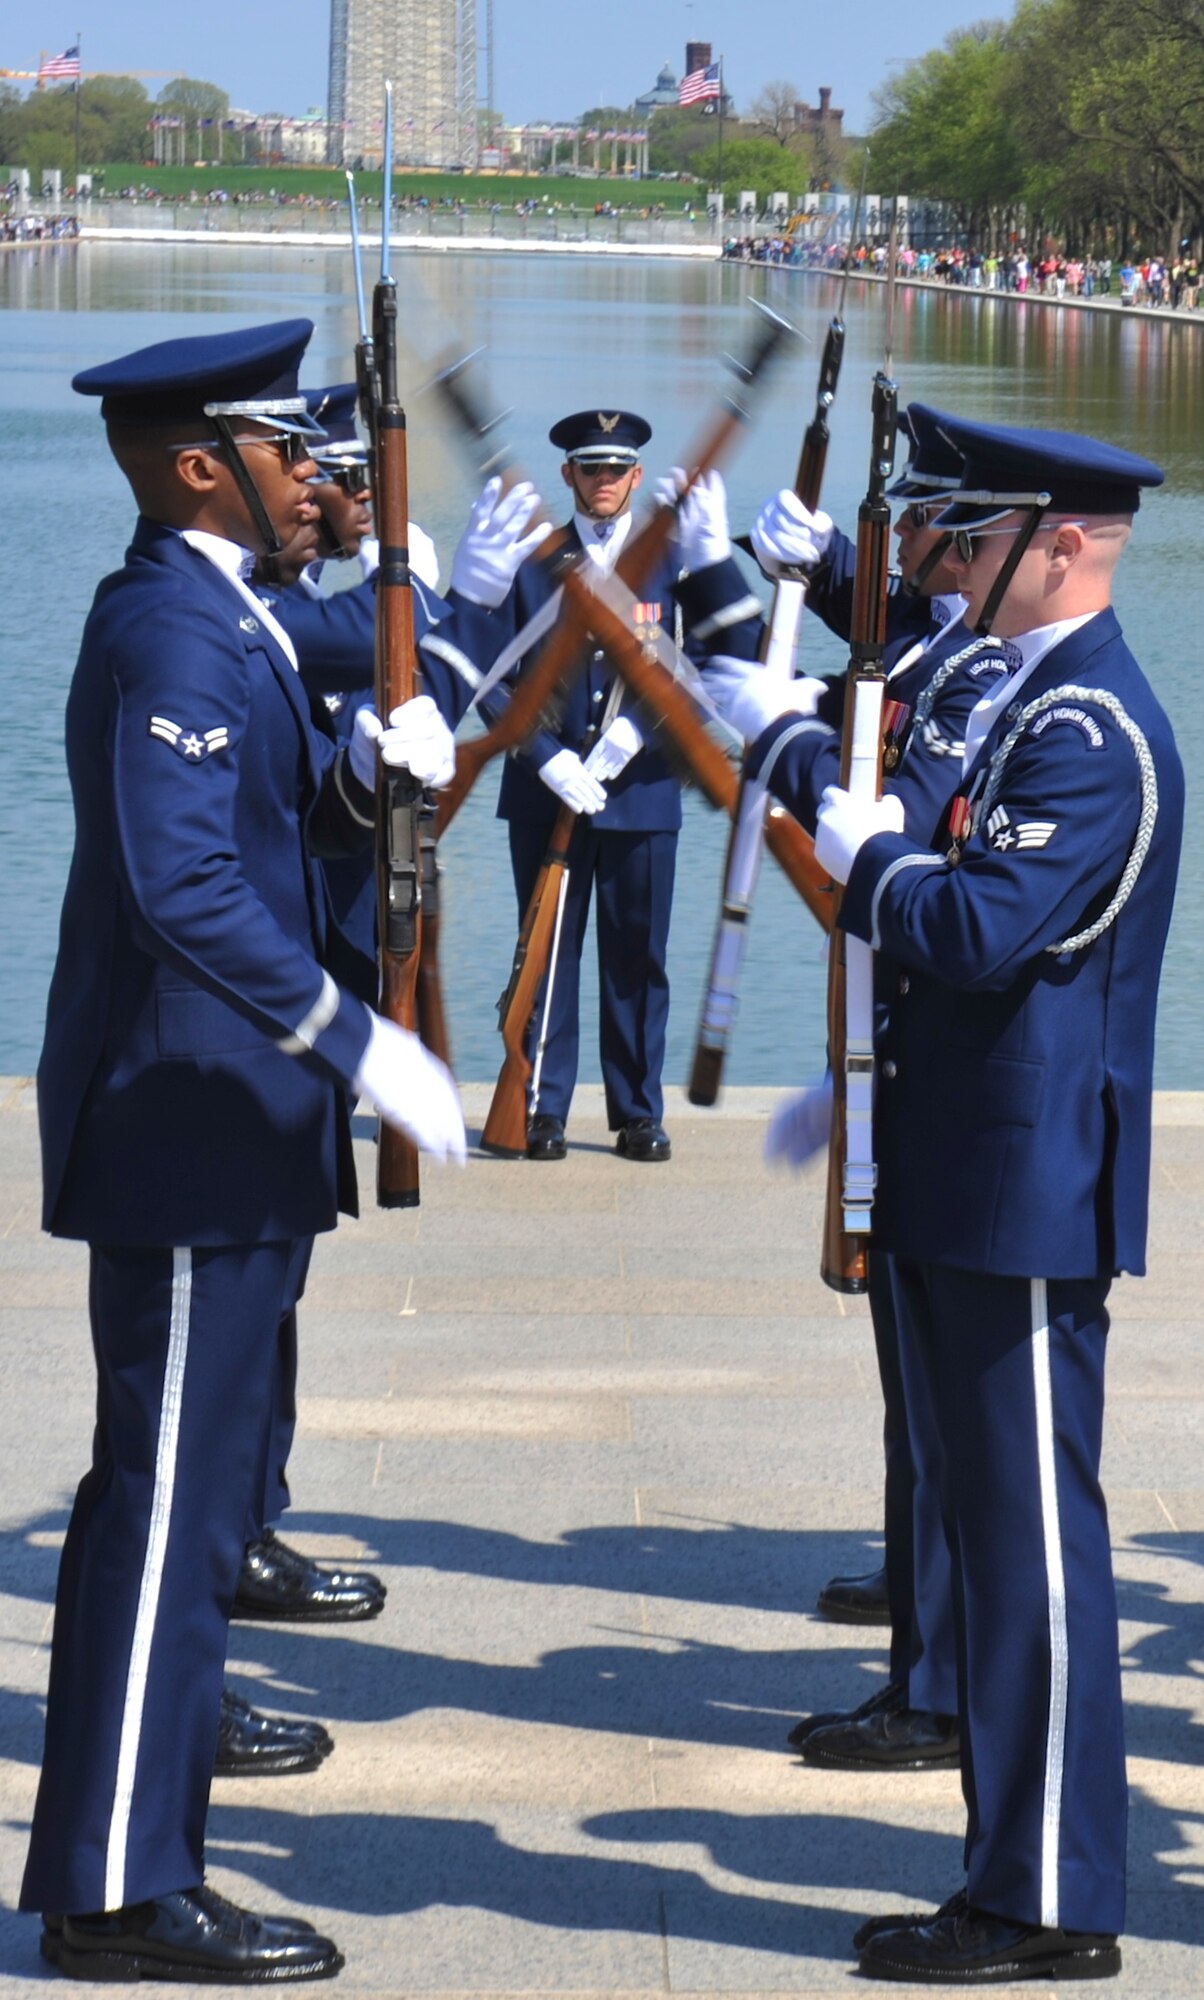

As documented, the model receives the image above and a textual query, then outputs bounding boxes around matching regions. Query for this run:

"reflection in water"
[0,245,1198,1083]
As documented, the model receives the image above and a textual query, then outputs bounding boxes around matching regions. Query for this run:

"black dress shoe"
[215,1686,334,1776]
[232,1528,385,1623]
[51,1883,343,1982]
[786,1678,903,1749]
[801,1703,960,1770]
[816,1562,890,1624]
[614,1119,671,1162]
[41,1900,319,1965]
[526,1113,567,1161]
[853,1886,968,1951]
[859,1902,1121,1983]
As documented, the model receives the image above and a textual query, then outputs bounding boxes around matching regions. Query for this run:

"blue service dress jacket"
[38,519,376,1249]
[778,609,1183,1280]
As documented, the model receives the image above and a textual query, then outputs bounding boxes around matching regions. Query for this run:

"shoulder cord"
[910,635,1005,735]
[978,683,1159,955]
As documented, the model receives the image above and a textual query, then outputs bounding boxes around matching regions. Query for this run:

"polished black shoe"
[50,1883,343,1982]
[215,1686,334,1776]
[232,1528,385,1623]
[858,1901,1121,1982]
[853,1886,969,1951]
[801,1703,960,1770]
[614,1119,671,1163]
[526,1113,567,1161]
[786,1678,903,1750]
[816,1562,890,1625]
[41,1901,319,1965]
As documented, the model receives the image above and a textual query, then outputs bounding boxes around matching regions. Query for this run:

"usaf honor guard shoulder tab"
[149,715,231,761]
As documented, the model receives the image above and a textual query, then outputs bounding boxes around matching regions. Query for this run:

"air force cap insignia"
[149,715,231,760]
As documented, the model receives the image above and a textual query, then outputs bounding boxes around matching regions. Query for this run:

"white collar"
[574,508,634,570]
[178,527,256,582]
[962,611,1098,775]
[177,527,299,672]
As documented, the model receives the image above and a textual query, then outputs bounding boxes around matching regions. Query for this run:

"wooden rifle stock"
[563,570,831,923]
[821,374,897,1293]
[480,801,576,1157]
[373,270,425,1209]
[434,306,795,837]
[690,314,848,1105]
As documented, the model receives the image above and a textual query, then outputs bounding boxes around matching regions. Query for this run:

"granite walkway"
[0,1076,1201,1996]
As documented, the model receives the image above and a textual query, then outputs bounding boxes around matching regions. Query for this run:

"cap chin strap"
[902,531,953,598]
[209,411,284,557]
[973,504,1048,637]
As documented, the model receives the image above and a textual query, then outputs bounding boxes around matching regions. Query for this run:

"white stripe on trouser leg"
[104,1248,193,1911]
[1031,1275,1070,1927]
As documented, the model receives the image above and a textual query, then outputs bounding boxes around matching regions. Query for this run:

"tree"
[646,103,726,176]
[697,137,808,210]
[746,81,803,148]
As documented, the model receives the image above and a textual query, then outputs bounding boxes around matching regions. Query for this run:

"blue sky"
[19,3,1008,129]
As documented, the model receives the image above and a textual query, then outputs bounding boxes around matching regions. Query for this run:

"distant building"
[685,41,712,77]
[326,0,478,170]
[635,63,679,114]
[257,113,328,164]
[794,85,844,143]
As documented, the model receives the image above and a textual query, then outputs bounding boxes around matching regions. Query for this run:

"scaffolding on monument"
[332,0,479,173]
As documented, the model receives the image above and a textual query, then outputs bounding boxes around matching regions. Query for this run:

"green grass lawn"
[86,162,700,212]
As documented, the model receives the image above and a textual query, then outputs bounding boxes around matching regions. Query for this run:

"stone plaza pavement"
[0,1074,1202,1997]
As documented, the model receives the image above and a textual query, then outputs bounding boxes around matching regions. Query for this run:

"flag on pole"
[679,61,720,107]
[39,44,82,81]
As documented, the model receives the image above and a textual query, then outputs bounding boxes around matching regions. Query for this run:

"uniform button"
[898,974,909,995]
[882,1059,897,1080]
[593,689,603,702]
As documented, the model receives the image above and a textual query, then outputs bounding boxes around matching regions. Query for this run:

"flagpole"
[717,57,724,197]
[73,31,82,197]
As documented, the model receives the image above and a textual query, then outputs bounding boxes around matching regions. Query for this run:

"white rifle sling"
[843,677,885,1232]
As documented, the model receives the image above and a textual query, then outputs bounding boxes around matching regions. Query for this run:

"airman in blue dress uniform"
[742,406,1010,1772]
[739,421,1183,1981]
[23,319,464,1983]
[451,409,761,1162]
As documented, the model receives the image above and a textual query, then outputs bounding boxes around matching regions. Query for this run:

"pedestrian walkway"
[0,1076,1201,1995]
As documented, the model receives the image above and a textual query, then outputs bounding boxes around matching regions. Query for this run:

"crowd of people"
[0,210,79,244]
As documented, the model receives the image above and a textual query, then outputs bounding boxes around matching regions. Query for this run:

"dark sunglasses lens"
[953,530,974,562]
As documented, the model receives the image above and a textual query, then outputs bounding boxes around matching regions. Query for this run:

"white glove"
[655,465,731,571]
[751,490,834,576]
[702,653,829,744]
[815,783,905,885]
[764,1074,833,1170]
[353,1014,467,1164]
[449,475,552,607]
[582,714,643,784]
[350,696,456,790]
[407,520,440,591]
[538,746,608,815]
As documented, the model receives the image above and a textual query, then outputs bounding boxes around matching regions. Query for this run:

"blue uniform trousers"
[21,1239,298,1916]
[507,819,676,1129]
[247,1235,314,1542]
[890,1258,1125,1934]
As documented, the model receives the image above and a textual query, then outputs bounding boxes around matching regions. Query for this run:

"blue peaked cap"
[886,403,965,499]
[73,318,315,427]
[304,383,364,452]
[549,408,651,463]
[933,416,1164,528]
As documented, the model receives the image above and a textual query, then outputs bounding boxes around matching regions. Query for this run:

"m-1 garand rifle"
[688,179,866,1105]
[431,304,797,839]
[478,680,624,1158]
[566,565,831,922]
[360,83,451,1207]
[821,215,899,1292]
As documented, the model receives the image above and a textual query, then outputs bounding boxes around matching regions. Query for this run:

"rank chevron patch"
[986,805,1057,852]
[149,715,231,761]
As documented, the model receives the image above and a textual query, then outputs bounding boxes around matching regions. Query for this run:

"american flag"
[39,44,81,81]
[679,61,720,107]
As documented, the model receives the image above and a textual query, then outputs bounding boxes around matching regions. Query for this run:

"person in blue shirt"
[23,320,465,1984]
